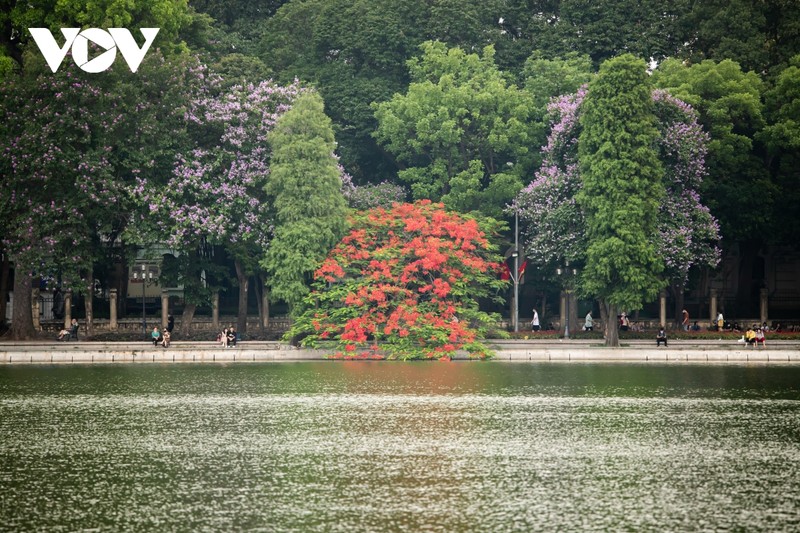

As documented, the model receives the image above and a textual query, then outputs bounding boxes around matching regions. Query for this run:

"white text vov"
[28,28,160,73]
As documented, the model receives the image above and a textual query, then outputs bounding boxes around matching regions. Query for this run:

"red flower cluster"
[294,201,506,359]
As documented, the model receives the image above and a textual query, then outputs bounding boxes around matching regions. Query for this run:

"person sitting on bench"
[151,326,163,346]
[745,326,757,347]
[59,319,79,341]
[656,327,667,347]
[227,327,237,347]
[755,327,766,348]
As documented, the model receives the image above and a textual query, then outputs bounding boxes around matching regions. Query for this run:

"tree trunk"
[603,300,620,347]
[255,274,269,335]
[234,260,248,335]
[736,239,761,317]
[115,261,127,319]
[9,271,35,339]
[541,293,547,329]
[567,291,578,336]
[0,251,9,325]
[180,303,196,337]
[671,282,685,329]
[84,269,94,338]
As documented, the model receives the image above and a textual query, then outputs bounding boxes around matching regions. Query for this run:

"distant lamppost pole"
[141,263,147,337]
[512,211,520,333]
[557,262,577,339]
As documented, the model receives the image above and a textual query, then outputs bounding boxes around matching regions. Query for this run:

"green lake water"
[1,362,799,532]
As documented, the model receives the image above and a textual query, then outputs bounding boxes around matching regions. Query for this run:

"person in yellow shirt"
[745,326,756,348]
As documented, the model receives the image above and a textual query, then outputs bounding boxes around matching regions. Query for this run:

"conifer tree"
[577,54,665,347]
[264,91,348,308]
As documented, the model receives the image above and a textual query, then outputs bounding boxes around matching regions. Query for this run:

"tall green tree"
[759,55,800,242]
[577,54,665,347]
[653,58,773,314]
[263,91,348,309]
[373,41,535,218]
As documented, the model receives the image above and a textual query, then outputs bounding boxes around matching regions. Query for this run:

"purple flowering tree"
[341,171,407,210]
[134,77,304,334]
[514,87,720,324]
[0,52,196,339]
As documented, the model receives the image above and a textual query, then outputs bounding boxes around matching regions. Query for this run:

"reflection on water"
[1,363,799,532]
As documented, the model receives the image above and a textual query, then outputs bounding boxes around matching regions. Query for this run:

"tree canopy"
[373,41,534,218]
[577,54,666,344]
[287,200,507,359]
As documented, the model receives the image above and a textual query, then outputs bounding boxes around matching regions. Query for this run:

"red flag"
[518,260,528,277]
[500,263,511,280]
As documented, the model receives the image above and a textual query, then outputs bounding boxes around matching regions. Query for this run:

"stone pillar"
[659,290,667,328]
[212,291,220,329]
[559,290,566,331]
[760,288,769,326]
[709,289,718,328]
[161,290,169,330]
[31,287,41,331]
[64,290,72,329]
[109,289,118,330]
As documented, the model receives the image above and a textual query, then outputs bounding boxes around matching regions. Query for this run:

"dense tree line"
[1,1,799,346]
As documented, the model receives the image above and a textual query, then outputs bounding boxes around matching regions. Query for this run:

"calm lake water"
[1,362,799,532]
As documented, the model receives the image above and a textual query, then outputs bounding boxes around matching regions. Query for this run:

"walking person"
[682,309,690,331]
[584,311,593,331]
[531,309,540,332]
[716,312,724,331]
[620,312,630,331]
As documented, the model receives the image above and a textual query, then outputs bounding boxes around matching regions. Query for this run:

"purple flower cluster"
[514,87,721,283]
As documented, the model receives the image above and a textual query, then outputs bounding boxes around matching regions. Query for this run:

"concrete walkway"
[1,339,799,364]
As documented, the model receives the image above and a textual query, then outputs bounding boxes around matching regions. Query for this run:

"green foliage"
[653,58,775,241]
[263,91,349,308]
[0,49,197,292]
[373,41,534,218]
[759,55,800,241]
[577,54,665,312]
[4,0,191,67]
[521,51,594,109]
[287,201,507,360]
[0,53,15,79]
[678,0,800,74]
[551,0,691,67]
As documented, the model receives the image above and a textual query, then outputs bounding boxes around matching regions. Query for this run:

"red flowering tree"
[287,200,508,360]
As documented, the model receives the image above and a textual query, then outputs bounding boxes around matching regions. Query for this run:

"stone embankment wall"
[2,340,800,364]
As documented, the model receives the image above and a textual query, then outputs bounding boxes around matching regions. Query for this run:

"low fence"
[39,316,293,335]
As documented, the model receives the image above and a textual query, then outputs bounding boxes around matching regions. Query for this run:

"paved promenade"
[1,339,799,363]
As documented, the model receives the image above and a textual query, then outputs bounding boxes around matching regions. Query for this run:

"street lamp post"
[513,211,520,333]
[141,263,147,337]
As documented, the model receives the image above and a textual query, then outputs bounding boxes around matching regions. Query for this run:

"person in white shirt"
[584,312,593,331]
[531,309,540,332]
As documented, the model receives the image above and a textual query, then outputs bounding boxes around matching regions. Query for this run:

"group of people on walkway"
[151,315,174,348]
[218,326,237,348]
[57,319,79,341]
[742,325,767,348]
[151,326,171,348]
